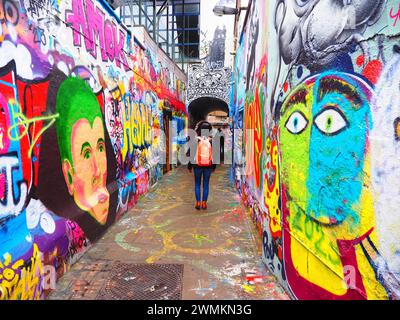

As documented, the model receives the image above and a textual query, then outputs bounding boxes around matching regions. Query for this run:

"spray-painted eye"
[314,107,348,136]
[285,111,308,135]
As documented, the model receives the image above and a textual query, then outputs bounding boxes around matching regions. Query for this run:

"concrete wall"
[232,0,400,300]
[0,0,186,299]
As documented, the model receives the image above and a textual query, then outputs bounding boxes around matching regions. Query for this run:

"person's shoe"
[195,202,201,210]
[201,201,207,210]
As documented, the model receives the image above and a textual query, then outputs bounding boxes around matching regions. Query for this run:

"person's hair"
[55,77,103,164]
[195,120,212,137]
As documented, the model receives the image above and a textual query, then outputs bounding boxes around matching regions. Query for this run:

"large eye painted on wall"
[285,111,309,135]
[314,107,349,136]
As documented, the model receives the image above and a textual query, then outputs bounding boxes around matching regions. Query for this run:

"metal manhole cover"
[96,263,184,300]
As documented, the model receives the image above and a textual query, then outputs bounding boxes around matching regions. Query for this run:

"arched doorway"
[188,96,229,129]
[186,64,233,164]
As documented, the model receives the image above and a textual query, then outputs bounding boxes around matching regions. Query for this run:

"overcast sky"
[200,0,236,67]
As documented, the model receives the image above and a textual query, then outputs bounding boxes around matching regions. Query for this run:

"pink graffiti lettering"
[66,220,89,261]
[66,0,129,70]
[390,4,400,27]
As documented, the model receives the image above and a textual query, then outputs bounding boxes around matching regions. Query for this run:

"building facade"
[115,0,201,74]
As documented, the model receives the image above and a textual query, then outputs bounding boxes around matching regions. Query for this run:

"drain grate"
[96,263,184,300]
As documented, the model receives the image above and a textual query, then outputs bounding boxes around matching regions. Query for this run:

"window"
[118,0,201,68]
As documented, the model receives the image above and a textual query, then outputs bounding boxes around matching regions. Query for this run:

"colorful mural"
[232,0,400,299]
[0,0,186,299]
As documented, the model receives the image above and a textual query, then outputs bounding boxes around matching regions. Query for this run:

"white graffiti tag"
[0,155,28,219]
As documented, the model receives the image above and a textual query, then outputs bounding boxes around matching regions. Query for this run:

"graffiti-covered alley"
[48,165,289,300]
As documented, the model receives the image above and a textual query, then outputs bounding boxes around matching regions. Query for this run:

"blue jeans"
[194,167,213,202]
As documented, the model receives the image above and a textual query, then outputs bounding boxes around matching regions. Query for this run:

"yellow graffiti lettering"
[264,138,282,238]
[121,98,132,160]
[132,102,140,147]
[0,244,43,300]
[122,100,152,159]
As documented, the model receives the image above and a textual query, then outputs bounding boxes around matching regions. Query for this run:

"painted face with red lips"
[56,78,110,226]
[62,117,110,225]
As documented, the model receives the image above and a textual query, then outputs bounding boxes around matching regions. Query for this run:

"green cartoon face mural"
[56,77,110,225]
[279,72,372,227]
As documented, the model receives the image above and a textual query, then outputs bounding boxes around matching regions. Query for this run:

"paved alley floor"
[49,166,289,300]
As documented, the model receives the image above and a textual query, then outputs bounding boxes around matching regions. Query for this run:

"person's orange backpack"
[196,136,213,166]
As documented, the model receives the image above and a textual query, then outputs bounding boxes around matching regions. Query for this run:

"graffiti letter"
[343,265,357,290]
[42,265,56,290]
[66,0,90,48]
[390,4,400,27]
[0,155,28,219]
[86,0,106,60]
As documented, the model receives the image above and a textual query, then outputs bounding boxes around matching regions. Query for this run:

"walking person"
[218,127,225,163]
[188,121,216,210]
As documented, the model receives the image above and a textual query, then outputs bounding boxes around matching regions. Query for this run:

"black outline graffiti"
[0,152,29,227]
[30,24,47,45]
